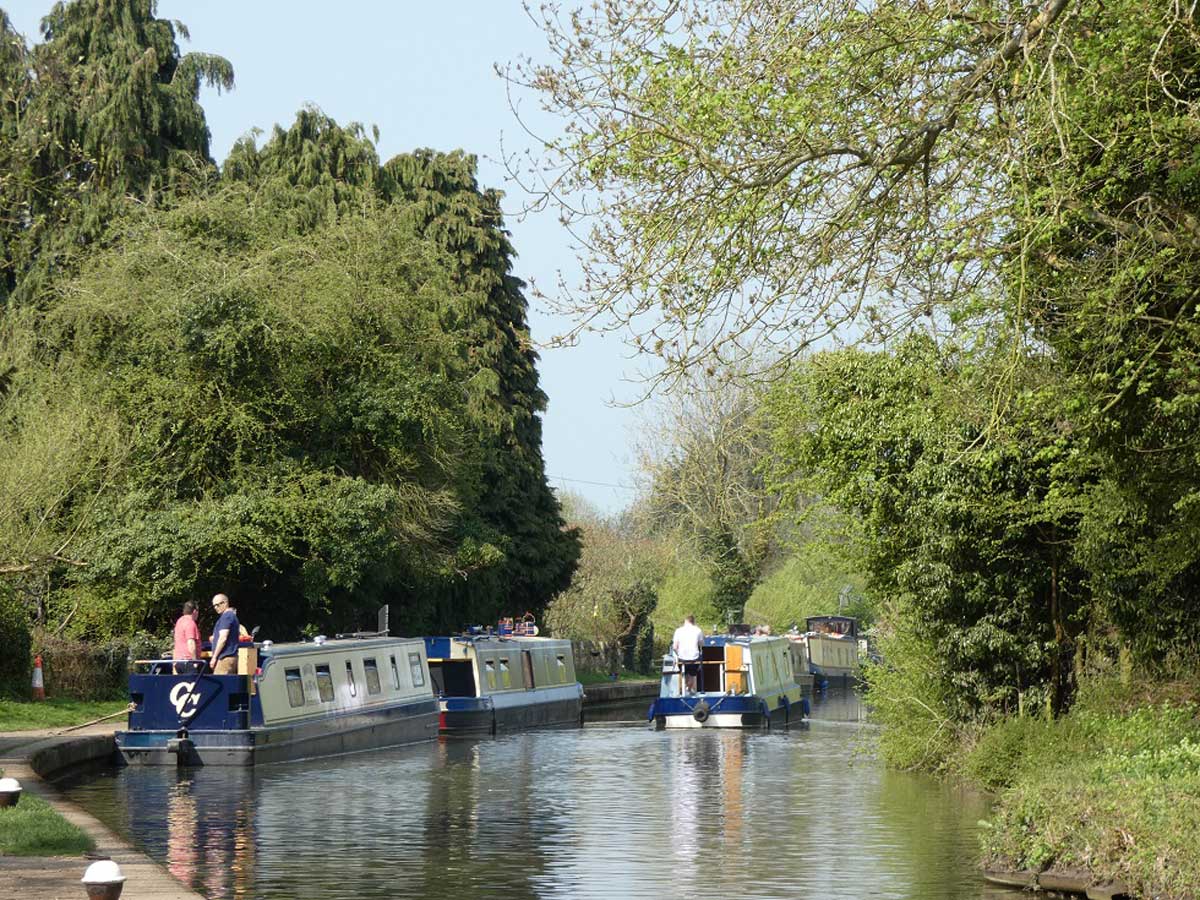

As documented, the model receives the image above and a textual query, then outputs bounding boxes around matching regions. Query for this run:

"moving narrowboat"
[648,634,806,729]
[423,625,584,735]
[803,615,861,685]
[116,635,439,766]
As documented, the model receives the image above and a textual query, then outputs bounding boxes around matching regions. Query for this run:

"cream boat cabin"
[116,636,438,766]
[803,615,861,685]
[423,632,584,734]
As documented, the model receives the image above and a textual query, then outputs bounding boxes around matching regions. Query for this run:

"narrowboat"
[116,635,439,766]
[648,634,806,729]
[423,625,584,735]
[803,615,861,685]
[786,634,815,694]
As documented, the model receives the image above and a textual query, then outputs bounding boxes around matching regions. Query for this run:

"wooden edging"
[983,868,1130,899]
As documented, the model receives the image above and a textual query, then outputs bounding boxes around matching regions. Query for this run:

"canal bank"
[0,726,203,900]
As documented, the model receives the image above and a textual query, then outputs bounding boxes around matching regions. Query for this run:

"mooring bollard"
[0,777,21,808]
[81,859,126,900]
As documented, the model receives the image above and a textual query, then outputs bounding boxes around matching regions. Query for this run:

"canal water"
[57,689,1024,900]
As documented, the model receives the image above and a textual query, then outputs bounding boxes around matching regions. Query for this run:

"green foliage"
[650,560,720,647]
[0,584,31,697]
[3,76,575,638]
[977,678,1200,900]
[767,338,1092,722]
[545,495,663,661]
[632,618,656,674]
[1,0,233,303]
[862,606,962,772]
[743,542,870,632]
[1012,0,1200,659]
[0,790,94,856]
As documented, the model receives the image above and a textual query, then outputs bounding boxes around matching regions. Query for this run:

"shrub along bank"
[963,676,1200,900]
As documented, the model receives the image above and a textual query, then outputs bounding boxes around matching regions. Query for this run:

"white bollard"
[81,859,126,900]
[0,777,21,808]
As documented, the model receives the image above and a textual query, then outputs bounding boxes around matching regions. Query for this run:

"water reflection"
[59,689,1025,900]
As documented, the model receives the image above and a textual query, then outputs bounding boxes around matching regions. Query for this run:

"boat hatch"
[698,645,725,692]
[429,660,477,697]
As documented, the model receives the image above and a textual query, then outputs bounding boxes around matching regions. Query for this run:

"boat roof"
[263,635,421,659]
[431,633,570,647]
[702,634,785,647]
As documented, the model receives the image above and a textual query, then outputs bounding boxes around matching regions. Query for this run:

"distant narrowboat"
[786,634,815,694]
[116,635,439,766]
[803,615,861,685]
[423,624,584,735]
[648,634,806,729]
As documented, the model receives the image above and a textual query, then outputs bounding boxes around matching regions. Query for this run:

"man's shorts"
[681,660,701,678]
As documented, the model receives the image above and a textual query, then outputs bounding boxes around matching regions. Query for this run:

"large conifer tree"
[0,0,233,302]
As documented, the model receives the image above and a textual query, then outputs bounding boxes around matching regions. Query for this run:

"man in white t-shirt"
[671,615,704,694]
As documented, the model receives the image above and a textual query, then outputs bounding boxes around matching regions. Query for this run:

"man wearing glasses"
[209,593,241,675]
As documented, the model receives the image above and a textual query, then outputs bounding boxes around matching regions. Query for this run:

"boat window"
[556,655,567,683]
[408,652,426,688]
[315,664,335,702]
[364,658,382,695]
[345,660,357,697]
[390,655,401,690]
[499,658,511,688]
[285,668,305,708]
[484,660,496,690]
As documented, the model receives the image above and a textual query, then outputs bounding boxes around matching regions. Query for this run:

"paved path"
[0,725,203,900]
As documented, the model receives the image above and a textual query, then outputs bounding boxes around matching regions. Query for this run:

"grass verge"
[966,676,1200,900]
[0,698,128,733]
[0,788,94,856]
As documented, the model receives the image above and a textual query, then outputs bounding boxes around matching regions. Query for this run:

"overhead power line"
[548,474,637,491]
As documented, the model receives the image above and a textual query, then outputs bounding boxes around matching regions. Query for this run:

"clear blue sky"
[4,0,642,515]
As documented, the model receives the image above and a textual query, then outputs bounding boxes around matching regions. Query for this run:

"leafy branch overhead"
[510,0,1198,377]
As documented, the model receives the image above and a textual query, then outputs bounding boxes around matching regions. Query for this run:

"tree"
[223,115,580,624]
[511,0,1072,378]
[1011,0,1200,658]
[0,185,476,637]
[544,493,665,671]
[767,337,1092,718]
[638,365,780,623]
[0,0,233,303]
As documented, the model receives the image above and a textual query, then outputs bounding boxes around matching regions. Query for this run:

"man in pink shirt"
[173,601,202,674]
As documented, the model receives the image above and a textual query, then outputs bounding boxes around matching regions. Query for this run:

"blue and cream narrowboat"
[423,631,584,735]
[116,635,439,766]
[803,615,861,685]
[648,634,806,729]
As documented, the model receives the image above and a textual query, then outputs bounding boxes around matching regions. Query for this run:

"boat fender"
[693,701,711,723]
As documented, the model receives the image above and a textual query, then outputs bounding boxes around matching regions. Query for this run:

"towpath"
[0,724,202,900]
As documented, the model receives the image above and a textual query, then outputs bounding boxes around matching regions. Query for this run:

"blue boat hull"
[648,692,807,729]
[439,690,583,736]
[116,699,439,766]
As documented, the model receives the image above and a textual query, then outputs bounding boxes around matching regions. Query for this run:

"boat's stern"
[648,694,772,729]
[117,668,260,766]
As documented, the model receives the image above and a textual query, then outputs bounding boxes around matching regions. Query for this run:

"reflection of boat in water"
[802,615,861,686]
[116,634,439,766]
[423,620,583,735]
[648,635,807,729]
